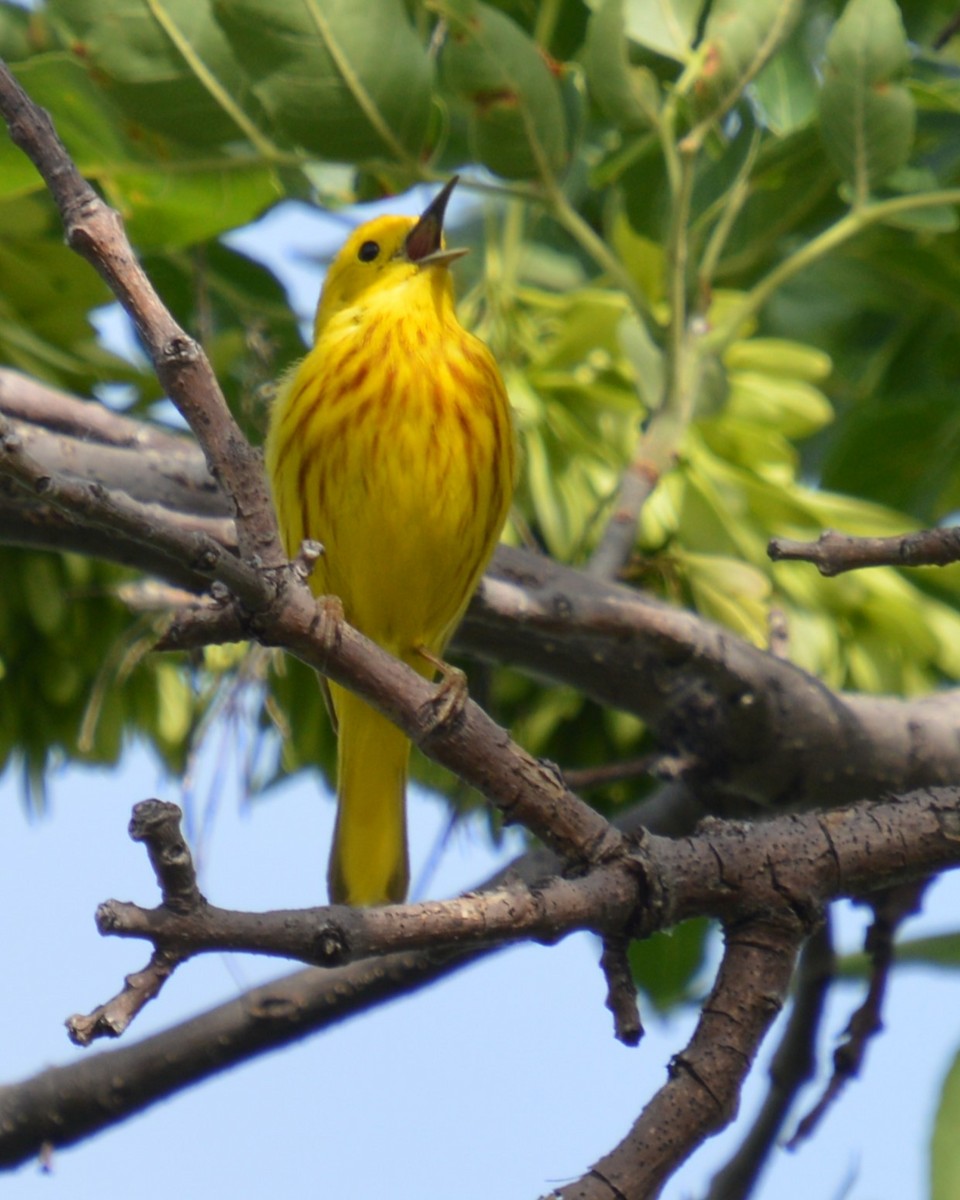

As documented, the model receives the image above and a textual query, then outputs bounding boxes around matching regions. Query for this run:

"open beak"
[404,176,469,268]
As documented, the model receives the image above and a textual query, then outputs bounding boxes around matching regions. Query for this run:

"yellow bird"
[265,179,515,906]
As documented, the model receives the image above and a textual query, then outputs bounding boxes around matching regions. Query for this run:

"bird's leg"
[415,646,469,733]
[313,594,345,734]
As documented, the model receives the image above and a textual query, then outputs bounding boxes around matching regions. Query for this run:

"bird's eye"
[358,240,380,263]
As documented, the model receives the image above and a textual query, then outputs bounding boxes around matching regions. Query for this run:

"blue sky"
[4,745,960,1200]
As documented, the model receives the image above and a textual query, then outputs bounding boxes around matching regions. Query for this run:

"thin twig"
[769,527,960,575]
[128,799,206,914]
[562,755,657,791]
[66,950,185,1047]
[78,793,960,1037]
[600,936,644,1046]
[5,787,960,1165]
[767,606,790,659]
[586,457,663,580]
[788,881,929,1147]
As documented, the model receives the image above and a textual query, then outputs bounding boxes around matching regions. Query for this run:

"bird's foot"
[415,646,469,734]
[306,595,344,732]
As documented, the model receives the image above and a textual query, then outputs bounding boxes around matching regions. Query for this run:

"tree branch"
[1,407,623,872]
[81,801,639,993]
[705,919,835,1200]
[769,526,960,575]
[2,786,958,1166]
[91,792,960,973]
[546,915,807,1200]
[0,57,281,572]
[66,786,960,1063]
[0,951,473,1170]
[6,392,960,821]
[788,880,929,1148]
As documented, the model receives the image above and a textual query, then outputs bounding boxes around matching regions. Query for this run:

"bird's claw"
[416,647,469,734]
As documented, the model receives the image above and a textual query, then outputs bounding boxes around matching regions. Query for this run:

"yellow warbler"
[265,178,515,906]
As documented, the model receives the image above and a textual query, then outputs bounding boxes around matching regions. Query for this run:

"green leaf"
[111,163,281,249]
[723,337,832,382]
[9,53,133,179]
[818,0,916,202]
[581,0,659,131]
[724,371,834,439]
[619,311,664,411]
[10,54,280,249]
[823,392,960,522]
[629,918,712,1013]
[49,0,266,149]
[751,26,818,135]
[879,168,960,232]
[693,0,802,119]
[837,932,960,976]
[215,0,433,164]
[932,1043,960,1200]
[0,127,43,204]
[0,2,46,61]
[436,0,569,180]
[681,551,772,645]
[620,0,704,63]
[0,194,145,392]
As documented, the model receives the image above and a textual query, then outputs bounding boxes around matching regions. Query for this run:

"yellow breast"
[265,275,514,662]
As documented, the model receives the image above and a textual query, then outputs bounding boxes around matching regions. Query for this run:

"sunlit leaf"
[620,0,704,63]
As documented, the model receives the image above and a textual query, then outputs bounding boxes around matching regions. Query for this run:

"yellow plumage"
[265,180,515,906]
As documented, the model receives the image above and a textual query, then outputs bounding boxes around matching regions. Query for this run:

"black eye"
[358,240,380,263]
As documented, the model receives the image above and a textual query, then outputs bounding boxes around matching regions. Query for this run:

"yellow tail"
[327,682,410,906]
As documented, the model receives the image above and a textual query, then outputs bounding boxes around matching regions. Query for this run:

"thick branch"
[0,411,620,870]
[471,550,960,814]
[0,370,188,451]
[4,786,959,1168]
[91,790,960,971]
[0,952,470,1170]
[6,396,960,818]
[706,920,835,1200]
[546,916,805,1200]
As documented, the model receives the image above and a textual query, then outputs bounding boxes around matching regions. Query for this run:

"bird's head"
[313,177,467,339]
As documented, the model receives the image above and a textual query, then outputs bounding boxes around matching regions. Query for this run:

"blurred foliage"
[4,0,960,1012]
[629,916,712,1014]
[933,1039,960,1200]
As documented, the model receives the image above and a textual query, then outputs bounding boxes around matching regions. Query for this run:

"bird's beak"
[404,176,469,268]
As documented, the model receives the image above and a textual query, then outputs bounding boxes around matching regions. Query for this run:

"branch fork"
[71,800,648,1047]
